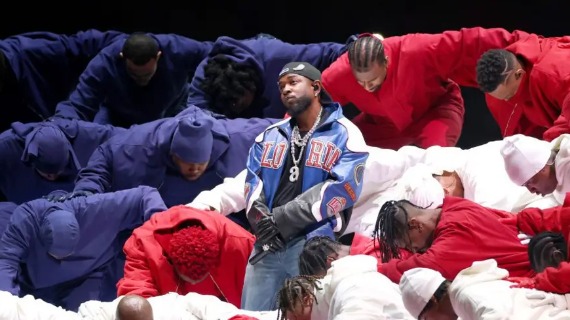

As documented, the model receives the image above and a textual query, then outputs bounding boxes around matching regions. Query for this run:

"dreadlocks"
[298,236,341,276]
[276,275,321,320]
[476,49,516,92]
[347,35,387,73]
[373,200,426,263]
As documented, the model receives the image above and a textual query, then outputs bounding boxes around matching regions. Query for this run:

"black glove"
[57,190,94,202]
[256,216,285,252]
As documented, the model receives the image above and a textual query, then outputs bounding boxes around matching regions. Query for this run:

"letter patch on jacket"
[260,141,288,169]
[306,139,341,172]
[327,196,346,215]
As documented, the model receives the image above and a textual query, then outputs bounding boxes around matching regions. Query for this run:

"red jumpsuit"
[479,35,570,141]
[504,193,570,293]
[322,27,529,150]
[378,197,534,284]
[116,206,255,308]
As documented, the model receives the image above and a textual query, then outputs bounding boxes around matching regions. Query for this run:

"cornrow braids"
[529,231,568,272]
[373,200,425,263]
[347,35,387,72]
[298,236,341,276]
[276,275,321,320]
[476,49,515,92]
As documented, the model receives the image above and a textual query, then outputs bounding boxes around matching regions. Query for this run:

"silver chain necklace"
[289,107,323,182]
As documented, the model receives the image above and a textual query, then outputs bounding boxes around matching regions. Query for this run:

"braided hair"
[528,231,568,273]
[347,35,387,73]
[373,200,427,263]
[276,275,321,320]
[298,236,341,276]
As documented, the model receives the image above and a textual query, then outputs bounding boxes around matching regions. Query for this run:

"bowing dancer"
[0,186,167,311]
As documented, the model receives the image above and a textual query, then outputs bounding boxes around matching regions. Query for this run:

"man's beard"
[286,96,312,117]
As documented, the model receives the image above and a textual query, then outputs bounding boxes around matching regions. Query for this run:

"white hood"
[449,259,570,320]
[392,163,445,209]
[312,255,414,320]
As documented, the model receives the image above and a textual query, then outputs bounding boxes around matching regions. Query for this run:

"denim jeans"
[241,238,306,311]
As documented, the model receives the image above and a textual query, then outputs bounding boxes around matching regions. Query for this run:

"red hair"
[167,226,220,280]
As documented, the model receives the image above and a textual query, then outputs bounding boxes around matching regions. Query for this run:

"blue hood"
[166,106,230,169]
[13,122,81,174]
[40,209,80,258]
[207,36,266,96]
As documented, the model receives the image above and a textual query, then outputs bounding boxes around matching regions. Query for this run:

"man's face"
[489,68,524,101]
[48,251,74,260]
[397,217,435,254]
[419,301,458,320]
[278,74,315,117]
[126,56,159,86]
[434,172,464,198]
[171,154,208,181]
[352,61,388,93]
[176,267,210,285]
[523,165,558,196]
[313,253,340,278]
[285,297,313,320]
[36,169,62,181]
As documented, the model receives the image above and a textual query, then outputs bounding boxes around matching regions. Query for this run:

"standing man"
[322,28,529,149]
[475,34,570,141]
[55,32,213,127]
[242,62,369,310]
[0,186,167,311]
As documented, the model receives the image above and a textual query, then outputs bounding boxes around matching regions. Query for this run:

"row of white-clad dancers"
[1,132,570,319]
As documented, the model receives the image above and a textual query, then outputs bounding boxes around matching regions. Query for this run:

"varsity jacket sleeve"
[272,119,370,241]
[245,133,272,228]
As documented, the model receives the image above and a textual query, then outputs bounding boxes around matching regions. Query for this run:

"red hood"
[151,205,223,256]
[506,33,549,65]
